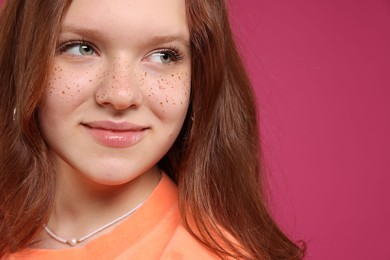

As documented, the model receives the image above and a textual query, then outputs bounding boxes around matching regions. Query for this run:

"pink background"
[1,0,389,259]
[228,0,390,259]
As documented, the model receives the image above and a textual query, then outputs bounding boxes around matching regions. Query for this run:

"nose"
[95,60,143,111]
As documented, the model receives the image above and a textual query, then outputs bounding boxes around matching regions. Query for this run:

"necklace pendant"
[67,238,78,246]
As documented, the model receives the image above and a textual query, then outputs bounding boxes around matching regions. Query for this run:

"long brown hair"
[0,0,70,256]
[0,0,305,259]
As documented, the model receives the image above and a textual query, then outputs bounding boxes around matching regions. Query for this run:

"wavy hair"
[0,0,305,259]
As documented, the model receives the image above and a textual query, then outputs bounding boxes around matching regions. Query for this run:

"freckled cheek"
[142,71,191,117]
[44,65,100,109]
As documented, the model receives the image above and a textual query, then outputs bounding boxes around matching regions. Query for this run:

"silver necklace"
[44,203,143,246]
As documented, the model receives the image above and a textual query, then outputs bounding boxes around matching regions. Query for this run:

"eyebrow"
[60,26,105,40]
[59,25,190,49]
[145,35,190,49]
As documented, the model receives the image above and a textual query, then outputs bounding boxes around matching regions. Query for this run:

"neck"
[37,166,161,249]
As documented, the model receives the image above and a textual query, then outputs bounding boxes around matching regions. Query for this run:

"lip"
[82,121,148,148]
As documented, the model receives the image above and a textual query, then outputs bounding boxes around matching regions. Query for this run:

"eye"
[147,48,183,64]
[58,41,96,56]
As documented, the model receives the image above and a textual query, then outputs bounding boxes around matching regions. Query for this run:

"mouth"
[82,121,149,148]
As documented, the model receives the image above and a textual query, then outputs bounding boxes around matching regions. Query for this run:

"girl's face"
[39,0,191,185]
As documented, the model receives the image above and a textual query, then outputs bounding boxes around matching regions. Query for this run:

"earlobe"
[13,107,16,121]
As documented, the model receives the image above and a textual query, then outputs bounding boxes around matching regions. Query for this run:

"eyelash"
[56,40,184,63]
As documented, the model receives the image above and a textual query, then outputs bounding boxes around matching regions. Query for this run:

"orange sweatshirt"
[5,174,221,260]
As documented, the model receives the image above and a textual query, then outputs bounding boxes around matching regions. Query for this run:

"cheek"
[143,71,191,117]
[45,64,100,111]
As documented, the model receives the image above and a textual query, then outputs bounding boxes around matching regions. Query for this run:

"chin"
[85,171,139,186]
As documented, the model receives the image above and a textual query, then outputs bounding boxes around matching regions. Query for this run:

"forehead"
[62,0,189,41]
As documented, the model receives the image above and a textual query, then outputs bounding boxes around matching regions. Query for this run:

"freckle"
[144,72,147,77]
[113,76,115,79]
[62,91,65,94]
[171,74,174,77]
[78,90,80,92]
[89,79,93,82]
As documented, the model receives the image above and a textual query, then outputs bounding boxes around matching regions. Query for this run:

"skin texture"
[37,0,191,248]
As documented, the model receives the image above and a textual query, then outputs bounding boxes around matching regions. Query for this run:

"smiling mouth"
[82,121,148,148]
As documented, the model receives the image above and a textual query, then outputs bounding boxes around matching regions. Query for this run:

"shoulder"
[160,221,248,260]
[160,223,220,260]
